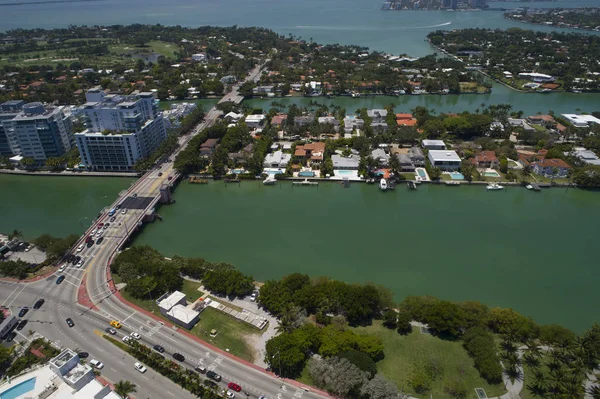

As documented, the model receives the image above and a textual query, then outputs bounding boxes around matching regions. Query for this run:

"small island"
[504,7,600,31]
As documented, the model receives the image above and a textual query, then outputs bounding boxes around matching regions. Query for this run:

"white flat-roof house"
[561,114,600,128]
[244,114,266,130]
[332,154,360,170]
[343,115,364,135]
[263,150,291,168]
[518,72,554,83]
[421,139,446,150]
[428,150,461,171]
[157,291,201,329]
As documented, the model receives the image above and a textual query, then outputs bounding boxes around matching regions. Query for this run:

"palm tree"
[527,380,548,398]
[114,380,137,398]
[586,384,600,399]
[521,164,532,182]
[523,353,541,369]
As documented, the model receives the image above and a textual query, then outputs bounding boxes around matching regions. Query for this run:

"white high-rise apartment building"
[75,89,167,171]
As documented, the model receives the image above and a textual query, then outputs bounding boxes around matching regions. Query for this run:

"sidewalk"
[0,168,139,177]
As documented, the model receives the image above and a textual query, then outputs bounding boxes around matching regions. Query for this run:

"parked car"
[66,318,75,327]
[130,332,141,340]
[18,308,28,317]
[158,172,163,177]
[58,264,66,272]
[86,241,93,248]
[115,205,121,210]
[228,382,242,392]
[134,362,147,373]
[16,320,28,331]
[76,259,84,268]
[90,359,104,369]
[250,292,257,302]
[5,332,17,342]
[110,216,116,222]
[56,275,65,285]
[122,336,131,343]
[103,223,109,229]
[77,352,89,359]
[74,256,81,264]
[105,327,117,335]
[110,320,122,329]
[226,391,236,399]
[77,244,84,252]
[153,345,165,353]
[121,209,127,214]
[172,353,185,362]
[33,299,45,309]
[207,370,222,381]
[96,237,104,245]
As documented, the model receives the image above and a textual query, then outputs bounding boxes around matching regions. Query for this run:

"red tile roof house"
[294,142,326,165]
[271,114,287,128]
[531,158,571,178]
[470,151,499,169]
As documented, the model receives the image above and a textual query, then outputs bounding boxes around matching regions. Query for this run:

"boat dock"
[188,176,208,184]
[445,181,460,186]
[293,178,319,186]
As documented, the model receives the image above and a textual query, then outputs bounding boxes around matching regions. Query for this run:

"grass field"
[109,41,178,58]
[189,307,261,362]
[353,322,506,399]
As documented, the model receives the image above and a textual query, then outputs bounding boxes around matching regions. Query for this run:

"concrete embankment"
[0,168,140,178]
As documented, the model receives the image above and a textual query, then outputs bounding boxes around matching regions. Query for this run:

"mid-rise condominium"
[0,100,73,161]
[74,89,166,171]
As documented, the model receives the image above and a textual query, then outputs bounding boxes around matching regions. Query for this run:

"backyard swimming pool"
[450,172,465,180]
[416,169,427,178]
[298,171,315,177]
[336,170,355,176]
[0,377,36,399]
[484,171,500,178]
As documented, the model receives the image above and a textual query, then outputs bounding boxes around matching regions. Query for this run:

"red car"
[227,382,241,392]
[99,222,104,227]
[85,235,93,243]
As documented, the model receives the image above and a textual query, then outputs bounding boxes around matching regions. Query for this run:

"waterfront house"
[428,150,461,171]
[561,114,600,128]
[332,153,360,170]
[367,109,387,124]
[294,142,326,165]
[264,150,291,168]
[200,138,219,158]
[397,154,415,172]
[224,111,244,124]
[229,143,254,165]
[508,118,536,132]
[518,72,555,83]
[271,114,287,129]
[396,113,417,127]
[371,122,388,134]
[244,114,266,130]
[408,146,425,166]
[371,148,389,166]
[294,115,314,128]
[318,116,339,132]
[252,85,274,94]
[343,115,364,136]
[531,158,571,178]
[421,139,446,150]
[527,114,556,128]
[471,151,499,169]
[572,147,600,166]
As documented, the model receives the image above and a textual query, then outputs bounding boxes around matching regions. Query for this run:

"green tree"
[382,310,397,329]
[114,380,137,398]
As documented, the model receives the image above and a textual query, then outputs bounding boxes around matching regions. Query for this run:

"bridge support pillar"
[159,184,172,204]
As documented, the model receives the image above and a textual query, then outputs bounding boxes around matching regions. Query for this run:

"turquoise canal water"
[0,174,134,239]
[134,180,600,333]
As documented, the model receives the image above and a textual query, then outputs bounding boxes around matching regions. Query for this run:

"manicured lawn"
[520,353,550,399]
[109,40,178,58]
[353,322,506,399]
[189,307,261,362]
[297,365,315,386]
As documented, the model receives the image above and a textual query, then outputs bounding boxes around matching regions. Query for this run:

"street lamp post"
[272,350,282,378]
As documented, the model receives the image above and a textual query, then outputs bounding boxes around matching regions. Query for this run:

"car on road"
[121,209,127,214]
[16,320,28,331]
[153,345,165,353]
[105,327,117,335]
[172,353,185,362]
[207,370,222,381]
[228,382,242,392]
[122,336,131,343]
[110,216,116,222]
[86,240,94,248]
[158,172,163,177]
[77,244,84,252]
[168,176,173,181]
[66,318,75,327]
[18,308,28,317]
[58,264,66,272]
[33,299,45,310]
[130,332,141,340]
[226,391,236,399]
[56,275,65,285]
[77,352,89,358]
[5,332,17,342]
[110,320,122,329]
[96,237,104,245]
[76,259,84,268]
[90,359,104,369]
[134,362,147,373]
[258,396,269,399]
[195,365,206,374]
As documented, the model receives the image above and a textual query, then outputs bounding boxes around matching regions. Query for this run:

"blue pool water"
[484,171,500,177]
[336,170,355,176]
[231,169,244,174]
[450,172,465,180]
[298,171,315,177]
[416,169,427,178]
[0,377,36,399]
[267,170,284,175]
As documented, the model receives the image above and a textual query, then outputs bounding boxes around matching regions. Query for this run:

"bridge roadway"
[0,63,327,399]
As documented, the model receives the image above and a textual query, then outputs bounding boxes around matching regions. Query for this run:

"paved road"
[1,63,326,399]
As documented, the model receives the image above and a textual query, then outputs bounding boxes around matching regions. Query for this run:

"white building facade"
[75,89,166,171]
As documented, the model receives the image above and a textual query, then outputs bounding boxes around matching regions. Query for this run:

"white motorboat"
[379,178,388,191]
[526,184,533,190]
[263,175,276,185]
[486,183,504,191]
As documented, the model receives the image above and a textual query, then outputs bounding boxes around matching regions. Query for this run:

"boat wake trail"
[295,22,451,31]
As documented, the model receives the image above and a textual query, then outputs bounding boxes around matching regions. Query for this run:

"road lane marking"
[122,311,136,323]
[6,284,26,307]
